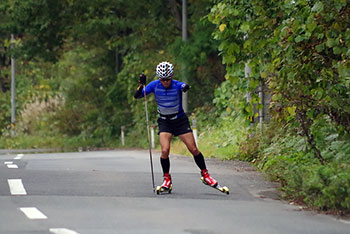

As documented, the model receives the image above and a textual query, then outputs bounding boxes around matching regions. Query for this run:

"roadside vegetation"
[0,0,349,214]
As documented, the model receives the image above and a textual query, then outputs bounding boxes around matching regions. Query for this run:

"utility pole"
[245,63,251,104]
[182,0,187,41]
[11,34,16,136]
[182,0,188,113]
[258,81,264,131]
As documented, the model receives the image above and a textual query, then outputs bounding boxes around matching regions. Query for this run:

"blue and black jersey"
[135,79,187,116]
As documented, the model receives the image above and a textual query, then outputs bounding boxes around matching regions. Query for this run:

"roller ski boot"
[201,169,229,195]
[156,173,173,195]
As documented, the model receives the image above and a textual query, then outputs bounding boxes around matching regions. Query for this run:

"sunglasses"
[160,78,171,82]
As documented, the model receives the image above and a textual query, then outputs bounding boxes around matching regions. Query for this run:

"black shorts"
[157,114,193,136]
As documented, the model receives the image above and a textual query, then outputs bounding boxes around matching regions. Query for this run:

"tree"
[208,0,350,164]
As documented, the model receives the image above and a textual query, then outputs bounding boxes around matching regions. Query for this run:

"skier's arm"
[134,74,147,99]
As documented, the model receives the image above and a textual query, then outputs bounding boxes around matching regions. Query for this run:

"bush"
[249,120,350,214]
[270,161,350,213]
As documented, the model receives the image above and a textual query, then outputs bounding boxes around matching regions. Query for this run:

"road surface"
[0,150,349,234]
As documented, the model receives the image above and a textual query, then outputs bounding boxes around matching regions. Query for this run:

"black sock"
[194,152,206,171]
[160,158,170,174]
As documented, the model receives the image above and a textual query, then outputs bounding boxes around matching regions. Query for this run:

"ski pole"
[142,84,156,193]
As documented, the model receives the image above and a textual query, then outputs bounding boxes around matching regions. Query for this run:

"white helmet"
[156,61,174,79]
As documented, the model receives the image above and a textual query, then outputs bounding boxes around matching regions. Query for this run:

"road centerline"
[19,207,48,219]
[8,179,27,195]
[49,228,80,234]
[14,154,24,160]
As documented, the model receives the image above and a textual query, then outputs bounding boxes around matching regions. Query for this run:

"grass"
[170,116,247,160]
[0,134,124,152]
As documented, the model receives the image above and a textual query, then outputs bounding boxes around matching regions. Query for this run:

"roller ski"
[201,169,229,195]
[156,173,173,194]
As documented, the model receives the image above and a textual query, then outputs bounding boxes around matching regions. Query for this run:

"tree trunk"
[169,0,182,31]
[296,109,325,165]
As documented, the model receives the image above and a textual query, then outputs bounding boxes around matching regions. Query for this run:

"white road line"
[49,228,80,234]
[338,219,350,225]
[7,164,18,169]
[4,161,13,165]
[14,154,24,160]
[19,207,47,219]
[8,179,27,195]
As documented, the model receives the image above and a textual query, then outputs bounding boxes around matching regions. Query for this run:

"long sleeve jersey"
[135,79,187,115]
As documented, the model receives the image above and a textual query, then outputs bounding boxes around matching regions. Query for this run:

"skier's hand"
[182,84,190,93]
[139,73,146,86]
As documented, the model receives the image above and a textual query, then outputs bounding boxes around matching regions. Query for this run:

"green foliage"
[0,91,11,134]
[53,45,132,142]
[170,16,225,110]
[0,133,123,151]
[240,119,350,213]
[208,0,350,157]
[208,1,350,212]
[171,110,248,160]
[265,160,350,212]
[7,0,72,61]
[0,0,222,149]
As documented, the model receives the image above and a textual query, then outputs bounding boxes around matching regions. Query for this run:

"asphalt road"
[0,150,349,234]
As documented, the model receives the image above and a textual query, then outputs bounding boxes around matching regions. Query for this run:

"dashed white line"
[19,207,47,219]
[4,161,18,168]
[7,179,27,195]
[14,154,24,160]
[49,228,80,234]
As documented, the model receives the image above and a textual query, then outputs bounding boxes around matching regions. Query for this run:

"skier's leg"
[158,132,173,190]
[159,132,172,159]
[178,132,206,169]
[179,132,218,187]
[178,132,200,156]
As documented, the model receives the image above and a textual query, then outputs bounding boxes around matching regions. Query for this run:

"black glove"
[134,86,143,99]
[139,73,146,85]
[182,84,190,93]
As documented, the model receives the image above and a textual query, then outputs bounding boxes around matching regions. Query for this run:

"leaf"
[307,110,315,119]
[295,35,306,43]
[311,2,324,13]
[333,47,342,55]
[316,43,325,53]
[326,38,338,48]
[325,134,338,142]
[228,42,240,54]
[317,33,324,39]
[230,8,239,16]
[333,22,342,31]
[243,39,252,49]
[306,22,317,32]
[260,71,268,78]
[219,24,227,32]
[287,106,296,116]
[240,22,250,32]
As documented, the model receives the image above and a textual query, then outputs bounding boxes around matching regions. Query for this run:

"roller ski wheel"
[156,184,173,195]
[200,177,229,195]
[200,169,229,195]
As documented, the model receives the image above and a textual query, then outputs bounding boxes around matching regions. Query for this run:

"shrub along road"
[0,150,349,234]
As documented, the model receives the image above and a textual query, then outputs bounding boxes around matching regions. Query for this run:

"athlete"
[134,61,219,193]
